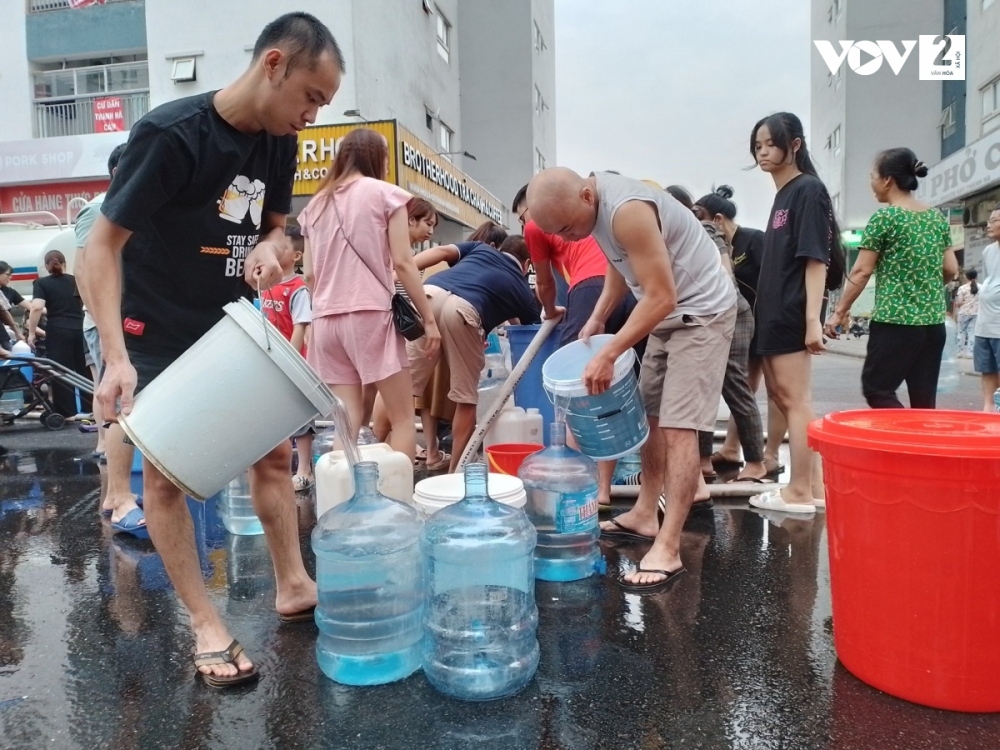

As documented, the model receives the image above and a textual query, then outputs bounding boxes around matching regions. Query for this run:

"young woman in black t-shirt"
[747,112,843,514]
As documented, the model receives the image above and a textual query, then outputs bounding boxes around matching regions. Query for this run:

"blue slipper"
[101,496,143,518]
[112,508,150,539]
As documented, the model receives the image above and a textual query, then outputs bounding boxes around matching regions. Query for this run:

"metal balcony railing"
[33,91,149,138]
[28,0,132,13]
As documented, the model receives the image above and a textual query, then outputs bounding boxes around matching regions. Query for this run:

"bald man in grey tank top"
[527,168,737,594]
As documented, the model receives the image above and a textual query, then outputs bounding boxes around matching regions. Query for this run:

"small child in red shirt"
[262,226,315,492]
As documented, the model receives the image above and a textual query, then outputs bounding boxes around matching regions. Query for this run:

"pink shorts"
[307,310,408,385]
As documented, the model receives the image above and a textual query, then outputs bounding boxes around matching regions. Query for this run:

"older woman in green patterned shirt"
[825,147,959,408]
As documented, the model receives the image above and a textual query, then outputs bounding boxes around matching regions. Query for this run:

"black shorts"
[127,347,181,394]
[558,276,645,373]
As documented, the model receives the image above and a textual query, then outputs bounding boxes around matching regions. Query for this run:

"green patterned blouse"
[859,206,949,326]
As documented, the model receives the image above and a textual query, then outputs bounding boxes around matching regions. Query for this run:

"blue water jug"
[313,425,337,466]
[420,463,539,701]
[312,461,424,685]
[518,422,603,581]
[220,471,263,536]
[938,318,960,394]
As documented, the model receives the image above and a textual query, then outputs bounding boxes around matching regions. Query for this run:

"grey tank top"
[591,172,736,319]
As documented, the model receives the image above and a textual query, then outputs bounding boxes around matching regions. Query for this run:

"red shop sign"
[0,179,110,225]
[93,96,125,133]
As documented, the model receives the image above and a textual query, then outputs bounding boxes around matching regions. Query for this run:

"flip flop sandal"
[415,448,428,462]
[600,506,664,542]
[278,606,317,624]
[425,453,451,471]
[618,566,686,594]
[292,475,315,493]
[690,498,714,513]
[726,476,776,485]
[103,495,144,518]
[710,452,744,470]
[111,508,150,539]
[749,490,817,515]
[763,462,786,478]
[613,471,642,487]
[193,639,260,689]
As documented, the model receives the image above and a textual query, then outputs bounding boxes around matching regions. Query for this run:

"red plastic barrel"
[485,443,543,476]
[809,410,1000,712]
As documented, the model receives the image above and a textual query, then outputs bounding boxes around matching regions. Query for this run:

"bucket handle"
[256,279,273,352]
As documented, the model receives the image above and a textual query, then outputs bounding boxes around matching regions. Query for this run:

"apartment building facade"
[0,0,555,240]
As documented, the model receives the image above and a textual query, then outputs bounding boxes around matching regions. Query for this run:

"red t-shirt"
[262,275,308,354]
[524,220,606,289]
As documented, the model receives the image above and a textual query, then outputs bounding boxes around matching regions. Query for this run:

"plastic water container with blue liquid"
[312,461,424,685]
[219,470,263,536]
[420,463,539,701]
[518,421,604,581]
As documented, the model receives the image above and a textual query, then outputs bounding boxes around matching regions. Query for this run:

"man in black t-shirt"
[27,251,92,417]
[77,13,344,689]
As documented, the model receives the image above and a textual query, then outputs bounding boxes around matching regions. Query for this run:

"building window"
[438,122,452,156]
[425,109,434,131]
[832,125,842,154]
[436,8,451,63]
[534,86,547,115]
[983,78,1000,120]
[941,103,958,139]
[535,148,546,173]
[534,21,546,52]
[31,59,150,138]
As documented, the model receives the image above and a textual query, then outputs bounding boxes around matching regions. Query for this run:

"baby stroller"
[0,355,94,430]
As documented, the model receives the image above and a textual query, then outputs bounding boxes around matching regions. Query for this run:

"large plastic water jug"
[420,463,539,701]
[483,407,544,449]
[0,386,24,416]
[315,443,414,517]
[414,472,527,518]
[313,425,337,466]
[477,339,511,426]
[518,422,603,581]
[219,471,263,536]
[312,461,424,685]
[938,318,960,394]
[11,341,33,383]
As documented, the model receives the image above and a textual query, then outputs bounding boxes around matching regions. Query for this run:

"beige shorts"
[639,303,737,431]
[407,286,484,405]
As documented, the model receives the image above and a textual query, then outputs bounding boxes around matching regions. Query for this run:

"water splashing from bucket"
[326,395,362,468]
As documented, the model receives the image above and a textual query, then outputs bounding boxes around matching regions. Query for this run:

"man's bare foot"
[599,508,659,538]
[621,548,683,586]
[736,461,769,482]
[193,621,255,679]
[275,578,317,620]
[107,495,142,525]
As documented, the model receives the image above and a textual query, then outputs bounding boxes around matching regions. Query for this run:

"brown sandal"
[193,639,259,689]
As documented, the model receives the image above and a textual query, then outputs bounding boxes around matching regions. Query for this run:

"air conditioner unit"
[170,57,197,83]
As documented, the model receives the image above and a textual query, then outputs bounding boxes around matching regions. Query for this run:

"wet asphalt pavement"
[2,355,1000,750]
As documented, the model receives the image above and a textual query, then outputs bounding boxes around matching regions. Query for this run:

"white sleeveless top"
[591,172,735,319]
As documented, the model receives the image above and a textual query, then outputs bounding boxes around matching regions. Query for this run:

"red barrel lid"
[809,409,1000,458]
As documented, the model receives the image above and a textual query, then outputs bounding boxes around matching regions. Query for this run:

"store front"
[291,120,507,244]
[920,127,1000,271]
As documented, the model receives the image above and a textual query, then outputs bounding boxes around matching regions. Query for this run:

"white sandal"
[749,490,817,515]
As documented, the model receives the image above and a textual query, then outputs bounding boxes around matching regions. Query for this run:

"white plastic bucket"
[120,298,336,500]
[414,472,527,517]
[542,334,649,461]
